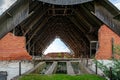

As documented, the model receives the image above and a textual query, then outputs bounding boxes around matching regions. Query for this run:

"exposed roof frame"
[26,17,50,45]
[23,7,49,36]
[0,0,29,38]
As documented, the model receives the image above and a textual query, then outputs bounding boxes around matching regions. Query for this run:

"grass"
[19,74,106,80]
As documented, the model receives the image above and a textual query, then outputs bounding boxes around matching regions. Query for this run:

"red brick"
[95,25,120,59]
[0,33,32,60]
[44,52,73,58]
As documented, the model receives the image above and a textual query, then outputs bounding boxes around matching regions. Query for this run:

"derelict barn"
[0,0,120,59]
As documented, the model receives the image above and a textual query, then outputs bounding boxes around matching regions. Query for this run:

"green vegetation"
[58,53,62,58]
[97,59,120,80]
[19,74,106,80]
[113,44,120,56]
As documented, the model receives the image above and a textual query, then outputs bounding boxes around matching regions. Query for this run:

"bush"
[97,59,120,80]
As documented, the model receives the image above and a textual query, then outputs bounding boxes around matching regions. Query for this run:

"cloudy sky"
[0,0,120,54]
[109,0,120,9]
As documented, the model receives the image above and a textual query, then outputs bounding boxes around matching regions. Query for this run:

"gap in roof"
[43,37,71,55]
[0,0,17,15]
[109,0,120,10]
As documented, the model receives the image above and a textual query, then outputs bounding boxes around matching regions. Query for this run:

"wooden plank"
[45,62,58,74]
[67,16,93,41]
[67,16,86,33]
[25,62,46,74]
[67,61,75,75]
[29,18,58,49]
[0,0,29,38]
[95,1,120,35]
[73,9,93,31]
[23,8,48,36]
[26,17,49,45]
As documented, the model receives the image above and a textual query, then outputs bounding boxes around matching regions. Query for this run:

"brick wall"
[95,25,120,59]
[44,52,73,58]
[0,33,32,60]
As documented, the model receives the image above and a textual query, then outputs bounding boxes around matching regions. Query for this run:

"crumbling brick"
[0,33,32,60]
[95,25,120,59]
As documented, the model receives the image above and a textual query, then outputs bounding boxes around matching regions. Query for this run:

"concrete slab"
[45,62,57,74]
[67,61,75,75]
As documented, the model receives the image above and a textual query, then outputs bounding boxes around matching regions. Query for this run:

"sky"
[0,0,120,54]
[43,38,71,55]
[109,0,120,10]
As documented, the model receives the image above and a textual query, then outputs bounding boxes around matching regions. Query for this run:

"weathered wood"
[23,8,48,36]
[111,38,114,59]
[95,1,120,35]
[25,62,46,74]
[80,4,102,26]
[30,16,90,56]
[38,0,93,5]
[67,61,75,75]
[0,0,29,38]
[63,6,67,16]
[79,62,92,74]
[29,18,58,50]
[95,61,98,74]
[73,9,93,31]
[68,16,95,41]
[45,62,58,74]
[67,16,87,34]
[26,17,49,45]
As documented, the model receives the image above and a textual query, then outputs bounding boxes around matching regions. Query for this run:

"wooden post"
[19,61,21,76]
[111,38,114,59]
[28,43,30,53]
[90,42,92,58]
[32,44,35,58]
[96,41,99,52]
[86,55,88,67]
[110,67,112,80]
[95,61,98,74]
[32,45,35,67]
[81,55,83,63]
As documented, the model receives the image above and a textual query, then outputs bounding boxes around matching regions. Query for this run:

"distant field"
[19,74,106,80]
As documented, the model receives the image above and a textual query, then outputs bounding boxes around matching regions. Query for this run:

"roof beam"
[52,5,55,16]
[80,4,102,26]
[67,16,86,33]
[73,9,93,32]
[67,16,95,41]
[29,17,58,49]
[0,0,29,38]
[95,1,120,35]
[20,4,45,28]
[63,6,67,16]
[23,8,48,36]
[26,17,49,45]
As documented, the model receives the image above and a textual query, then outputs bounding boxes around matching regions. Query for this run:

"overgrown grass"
[19,74,106,80]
